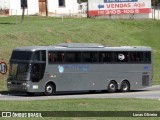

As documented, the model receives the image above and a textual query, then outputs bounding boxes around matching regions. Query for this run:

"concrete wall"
[9,0,38,15]
[6,0,79,15]
[48,0,79,14]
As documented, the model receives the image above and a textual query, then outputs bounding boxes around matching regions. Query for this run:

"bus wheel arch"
[44,82,56,96]
[108,80,118,93]
[120,80,130,92]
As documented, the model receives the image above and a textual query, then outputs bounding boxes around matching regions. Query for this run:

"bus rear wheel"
[120,81,130,92]
[108,81,118,93]
[44,83,56,96]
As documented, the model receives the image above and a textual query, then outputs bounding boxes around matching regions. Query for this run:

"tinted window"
[144,52,151,62]
[11,51,33,60]
[130,52,144,62]
[48,51,151,64]
[99,52,113,63]
[82,52,98,63]
[34,51,46,61]
[66,52,81,63]
[48,51,65,63]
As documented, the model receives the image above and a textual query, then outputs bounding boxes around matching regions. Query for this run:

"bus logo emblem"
[58,66,64,73]
[118,54,125,60]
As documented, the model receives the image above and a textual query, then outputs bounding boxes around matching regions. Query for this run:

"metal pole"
[21,4,25,23]
[45,0,48,17]
[3,75,6,90]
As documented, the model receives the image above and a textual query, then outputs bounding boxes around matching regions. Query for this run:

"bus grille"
[142,75,149,86]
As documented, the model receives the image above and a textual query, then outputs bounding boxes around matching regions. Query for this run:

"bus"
[7,43,153,96]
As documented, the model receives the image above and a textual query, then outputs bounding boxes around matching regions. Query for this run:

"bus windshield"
[11,51,33,60]
[9,63,31,80]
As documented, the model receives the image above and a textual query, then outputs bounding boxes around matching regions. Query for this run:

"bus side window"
[130,52,145,63]
[34,50,46,62]
[92,52,98,62]
[137,52,144,62]
[48,52,55,63]
[130,52,136,62]
[41,51,46,61]
[144,52,151,62]
[82,52,91,63]
[106,52,113,62]
[99,53,105,62]
[99,52,113,63]
[66,52,81,63]
[34,51,40,61]
[82,52,98,63]
[57,52,65,63]
[48,51,65,63]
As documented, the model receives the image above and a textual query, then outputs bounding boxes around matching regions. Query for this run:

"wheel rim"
[122,83,128,91]
[46,85,53,94]
[109,83,116,91]
[121,81,130,92]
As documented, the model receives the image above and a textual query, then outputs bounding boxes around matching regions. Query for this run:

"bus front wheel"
[108,81,118,93]
[44,83,56,96]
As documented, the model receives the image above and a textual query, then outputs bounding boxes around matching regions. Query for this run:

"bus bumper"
[7,81,42,93]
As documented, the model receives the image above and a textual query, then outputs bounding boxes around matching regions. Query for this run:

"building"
[0,0,79,16]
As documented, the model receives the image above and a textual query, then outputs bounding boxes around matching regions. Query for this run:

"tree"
[152,0,160,6]
[78,0,87,3]
[81,0,87,2]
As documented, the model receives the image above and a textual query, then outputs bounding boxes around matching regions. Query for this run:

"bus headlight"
[7,82,11,84]
[22,83,27,86]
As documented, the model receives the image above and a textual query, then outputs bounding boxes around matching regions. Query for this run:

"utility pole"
[45,0,48,16]
[21,0,26,23]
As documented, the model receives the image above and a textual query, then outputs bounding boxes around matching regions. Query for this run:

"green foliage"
[152,0,160,6]
[0,99,160,120]
[79,0,87,3]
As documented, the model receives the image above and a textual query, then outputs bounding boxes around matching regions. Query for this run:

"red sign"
[88,8,151,16]
[88,0,151,16]
[0,62,7,75]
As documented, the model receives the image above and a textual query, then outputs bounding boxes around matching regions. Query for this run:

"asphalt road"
[0,85,159,101]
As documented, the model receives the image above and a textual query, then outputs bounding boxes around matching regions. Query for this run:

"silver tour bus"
[7,43,153,96]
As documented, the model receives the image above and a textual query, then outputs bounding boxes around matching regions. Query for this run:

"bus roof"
[13,43,152,52]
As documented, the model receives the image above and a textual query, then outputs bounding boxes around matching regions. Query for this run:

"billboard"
[88,0,151,16]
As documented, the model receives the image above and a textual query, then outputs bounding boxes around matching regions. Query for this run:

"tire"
[120,81,130,92]
[108,81,118,93]
[44,83,56,96]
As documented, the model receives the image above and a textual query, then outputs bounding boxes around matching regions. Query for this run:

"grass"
[0,98,160,120]
[0,98,160,111]
[0,16,160,120]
